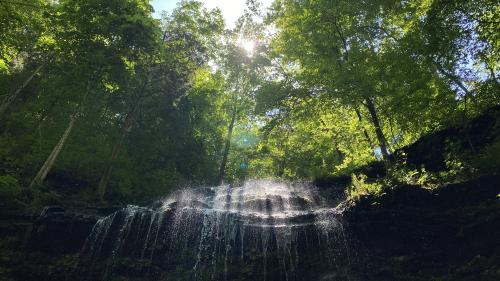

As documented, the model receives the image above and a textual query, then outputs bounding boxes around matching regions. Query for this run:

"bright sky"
[151,0,273,28]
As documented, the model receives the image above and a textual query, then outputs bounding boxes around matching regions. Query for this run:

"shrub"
[0,175,24,209]
[472,140,500,174]
[347,174,383,200]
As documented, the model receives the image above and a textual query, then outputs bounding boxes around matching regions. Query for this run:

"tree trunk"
[487,66,499,85]
[354,107,374,148]
[434,61,478,110]
[30,116,75,187]
[97,115,133,200]
[276,159,285,177]
[434,62,471,97]
[97,73,149,200]
[364,98,391,162]
[0,64,44,116]
[97,34,163,198]
[218,108,237,184]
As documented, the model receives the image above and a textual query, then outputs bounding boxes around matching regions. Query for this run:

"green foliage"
[347,174,384,200]
[0,175,22,204]
[31,188,61,209]
[250,0,499,181]
[472,140,500,175]
[0,0,227,204]
[387,151,473,190]
[388,164,439,188]
[0,0,498,207]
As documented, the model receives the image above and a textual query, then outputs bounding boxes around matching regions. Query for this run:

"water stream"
[77,180,353,281]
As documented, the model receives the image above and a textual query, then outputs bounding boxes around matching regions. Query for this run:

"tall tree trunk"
[434,62,471,97]
[0,64,44,116]
[354,107,374,148]
[487,66,499,85]
[218,108,237,184]
[30,116,75,187]
[433,61,478,110]
[276,135,287,178]
[364,98,391,162]
[276,160,285,177]
[97,114,133,200]
[97,73,149,200]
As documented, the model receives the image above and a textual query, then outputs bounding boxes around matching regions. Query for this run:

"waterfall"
[76,180,353,281]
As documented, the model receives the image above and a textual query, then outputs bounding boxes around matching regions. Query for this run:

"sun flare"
[241,39,255,53]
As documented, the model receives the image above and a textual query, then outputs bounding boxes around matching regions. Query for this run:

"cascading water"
[76,180,353,281]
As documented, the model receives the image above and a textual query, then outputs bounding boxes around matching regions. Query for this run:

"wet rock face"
[345,175,500,281]
[28,206,97,254]
[0,207,101,281]
[76,180,353,281]
[2,176,499,281]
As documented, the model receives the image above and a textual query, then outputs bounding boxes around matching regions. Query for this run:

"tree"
[96,0,224,198]
[213,7,270,183]
[0,0,53,116]
[265,0,471,167]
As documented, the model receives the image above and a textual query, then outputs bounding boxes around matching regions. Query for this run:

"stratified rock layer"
[0,176,499,281]
[76,180,351,281]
